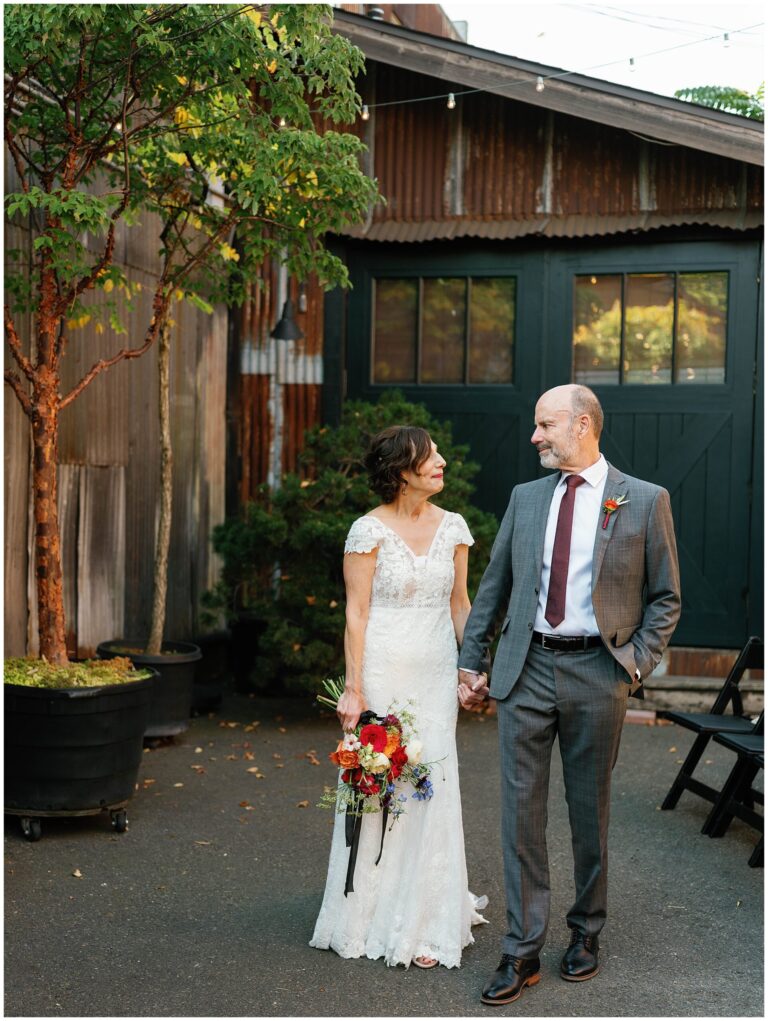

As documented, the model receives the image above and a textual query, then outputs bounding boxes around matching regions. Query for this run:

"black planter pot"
[4,671,155,840]
[97,640,201,737]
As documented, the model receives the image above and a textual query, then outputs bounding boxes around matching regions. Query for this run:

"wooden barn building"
[232,6,763,654]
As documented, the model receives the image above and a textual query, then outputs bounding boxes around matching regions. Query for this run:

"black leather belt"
[532,631,604,652]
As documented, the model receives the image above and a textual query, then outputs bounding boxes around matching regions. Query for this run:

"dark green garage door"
[337,237,762,648]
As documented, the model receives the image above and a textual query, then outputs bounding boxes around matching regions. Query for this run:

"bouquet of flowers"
[317,676,437,895]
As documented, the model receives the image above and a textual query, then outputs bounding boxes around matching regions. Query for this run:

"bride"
[310,424,487,969]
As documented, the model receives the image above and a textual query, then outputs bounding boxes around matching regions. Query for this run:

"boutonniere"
[602,494,629,530]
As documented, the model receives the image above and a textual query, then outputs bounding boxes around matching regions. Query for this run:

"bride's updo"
[364,425,433,504]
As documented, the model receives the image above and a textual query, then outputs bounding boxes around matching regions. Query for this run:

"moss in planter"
[4,657,152,689]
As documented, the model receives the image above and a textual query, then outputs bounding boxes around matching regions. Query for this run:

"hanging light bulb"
[361,104,370,121]
[447,93,456,110]
[536,76,545,93]
[723,32,730,47]
[629,57,636,72]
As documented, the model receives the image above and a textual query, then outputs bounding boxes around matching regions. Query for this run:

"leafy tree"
[4,4,378,663]
[203,391,500,693]
[674,83,764,120]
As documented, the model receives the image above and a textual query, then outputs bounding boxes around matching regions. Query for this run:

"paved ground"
[4,692,763,1018]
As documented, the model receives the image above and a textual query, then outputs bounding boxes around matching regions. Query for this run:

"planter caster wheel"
[111,809,128,834]
[20,817,42,842]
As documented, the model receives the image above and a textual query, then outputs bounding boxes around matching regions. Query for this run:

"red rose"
[603,499,619,512]
[358,773,380,796]
[342,766,363,785]
[359,723,388,752]
[391,746,408,769]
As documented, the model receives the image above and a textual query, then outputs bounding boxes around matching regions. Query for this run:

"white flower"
[407,739,423,765]
[368,752,391,774]
[342,732,361,752]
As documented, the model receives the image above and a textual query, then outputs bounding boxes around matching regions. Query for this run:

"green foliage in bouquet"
[203,391,499,692]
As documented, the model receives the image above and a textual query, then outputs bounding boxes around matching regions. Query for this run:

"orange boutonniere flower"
[602,494,629,530]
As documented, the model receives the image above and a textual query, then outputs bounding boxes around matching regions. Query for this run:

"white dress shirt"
[534,454,609,636]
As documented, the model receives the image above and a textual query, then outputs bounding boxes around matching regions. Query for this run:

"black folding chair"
[702,715,763,866]
[659,636,763,812]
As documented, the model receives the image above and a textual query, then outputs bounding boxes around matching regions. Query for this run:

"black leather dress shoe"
[560,929,599,981]
[480,954,541,1005]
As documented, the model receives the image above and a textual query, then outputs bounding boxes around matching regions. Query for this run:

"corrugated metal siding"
[4,187,228,656]
[341,61,764,242]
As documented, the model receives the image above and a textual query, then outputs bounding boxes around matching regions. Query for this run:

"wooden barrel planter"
[4,671,155,841]
[96,640,202,737]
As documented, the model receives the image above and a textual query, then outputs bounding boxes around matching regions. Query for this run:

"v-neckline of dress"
[366,510,449,560]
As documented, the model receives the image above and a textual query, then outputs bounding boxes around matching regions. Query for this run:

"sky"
[439,2,765,100]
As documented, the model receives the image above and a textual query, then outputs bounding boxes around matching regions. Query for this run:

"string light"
[361,104,370,121]
[352,21,761,119]
[278,116,286,127]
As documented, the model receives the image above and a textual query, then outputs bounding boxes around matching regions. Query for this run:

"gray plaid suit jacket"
[459,463,681,700]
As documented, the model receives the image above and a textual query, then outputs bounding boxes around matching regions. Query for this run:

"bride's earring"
[401,481,408,495]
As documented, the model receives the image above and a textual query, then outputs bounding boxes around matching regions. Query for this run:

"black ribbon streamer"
[342,709,391,897]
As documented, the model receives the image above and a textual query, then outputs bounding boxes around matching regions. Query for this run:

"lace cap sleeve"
[344,516,381,555]
[450,512,475,548]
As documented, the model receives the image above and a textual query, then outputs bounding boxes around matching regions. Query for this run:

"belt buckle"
[541,634,558,651]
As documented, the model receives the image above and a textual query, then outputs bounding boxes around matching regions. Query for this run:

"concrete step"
[642,674,764,715]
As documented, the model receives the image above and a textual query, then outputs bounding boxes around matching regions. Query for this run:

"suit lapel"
[533,472,561,574]
[592,463,629,587]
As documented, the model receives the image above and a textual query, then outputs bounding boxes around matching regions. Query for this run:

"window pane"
[469,277,515,383]
[676,272,727,384]
[573,275,621,385]
[624,273,674,384]
[373,279,417,383]
[421,277,465,383]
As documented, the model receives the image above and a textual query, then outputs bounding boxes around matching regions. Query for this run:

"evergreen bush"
[203,391,499,692]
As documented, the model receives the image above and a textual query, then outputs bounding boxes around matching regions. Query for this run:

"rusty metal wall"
[345,61,763,241]
[4,178,227,657]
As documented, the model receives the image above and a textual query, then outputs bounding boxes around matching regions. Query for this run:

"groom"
[458,384,680,1005]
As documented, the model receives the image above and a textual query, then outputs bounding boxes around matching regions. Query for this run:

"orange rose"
[383,729,401,757]
[330,741,359,768]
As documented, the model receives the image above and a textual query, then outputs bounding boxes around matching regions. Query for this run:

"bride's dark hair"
[364,425,433,504]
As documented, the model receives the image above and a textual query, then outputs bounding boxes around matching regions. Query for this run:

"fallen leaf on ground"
[247,767,265,778]
[275,763,285,769]
[226,754,239,761]
[244,751,255,761]
[190,765,206,773]
[278,727,287,734]
[306,753,320,766]
[219,721,240,729]
[296,801,309,808]
[195,747,203,754]
[173,783,184,788]
[72,869,83,879]
[273,753,282,760]
[195,841,211,846]
[668,747,677,752]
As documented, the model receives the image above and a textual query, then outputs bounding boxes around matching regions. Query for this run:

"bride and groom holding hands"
[310,383,681,1006]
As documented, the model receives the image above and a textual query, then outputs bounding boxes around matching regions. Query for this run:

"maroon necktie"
[545,474,586,629]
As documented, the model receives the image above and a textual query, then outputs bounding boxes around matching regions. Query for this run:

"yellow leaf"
[267,59,277,74]
[176,75,188,86]
[167,152,188,166]
[175,289,184,302]
[134,281,142,292]
[296,800,309,809]
[77,314,91,328]
[95,322,104,335]
[174,107,189,126]
[246,9,262,27]
[219,243,240,262]
[270,11,280,26]
[103,279,114,293]
[298,217,305,228]
[305,595,316,606]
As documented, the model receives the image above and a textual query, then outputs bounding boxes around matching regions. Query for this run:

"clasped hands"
[457,669,489,710]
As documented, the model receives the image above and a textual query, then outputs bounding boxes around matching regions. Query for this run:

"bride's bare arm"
[450,543,472,645]
[337,549,377,730]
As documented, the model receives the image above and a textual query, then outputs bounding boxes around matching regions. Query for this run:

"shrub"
[203,391,499,692]
[4,657,151,689]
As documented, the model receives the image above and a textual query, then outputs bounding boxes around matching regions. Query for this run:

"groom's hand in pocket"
[458,669,489,710]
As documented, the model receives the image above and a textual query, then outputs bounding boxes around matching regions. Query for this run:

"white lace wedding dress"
[309,510,487,969]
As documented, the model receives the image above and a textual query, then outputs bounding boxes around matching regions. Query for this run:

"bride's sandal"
[413,956,439,969]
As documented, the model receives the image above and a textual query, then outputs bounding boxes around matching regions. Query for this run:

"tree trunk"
[31,390,68,664]
[146,318,173,655]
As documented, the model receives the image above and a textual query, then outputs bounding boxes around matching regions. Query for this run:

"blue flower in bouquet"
[412,777,434,801]
[386,782,395,795]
